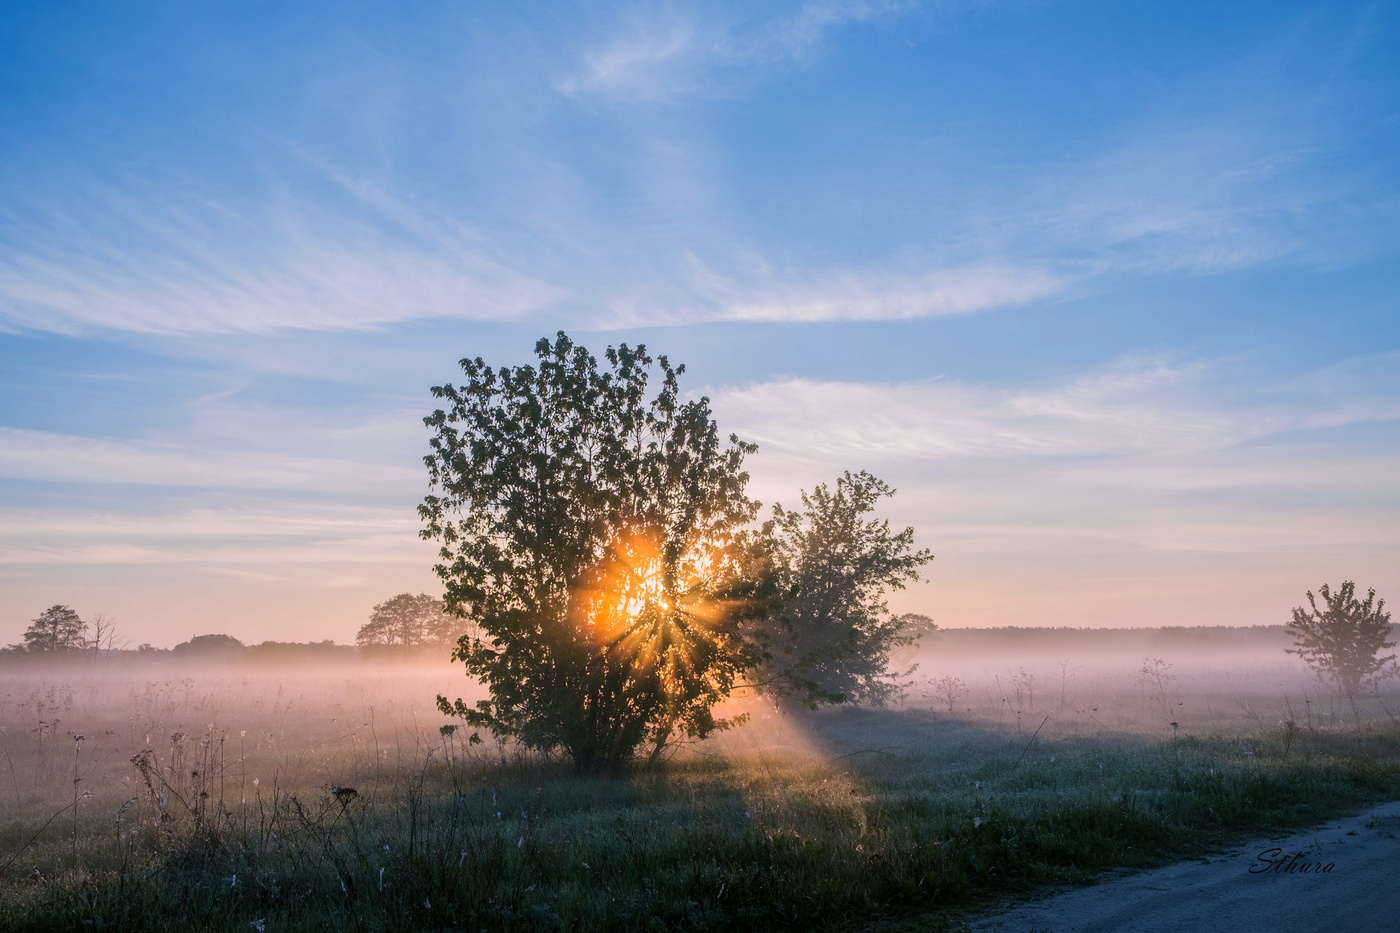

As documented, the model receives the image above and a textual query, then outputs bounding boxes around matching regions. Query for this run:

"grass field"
[3,637,1400,931]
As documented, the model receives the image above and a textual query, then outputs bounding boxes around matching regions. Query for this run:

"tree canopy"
[1286,581,1394,694]
[20,605,89,653]
[172,633,245,658]
[357,593,462,650]
[755,471,933,707]
[422,333,761,773]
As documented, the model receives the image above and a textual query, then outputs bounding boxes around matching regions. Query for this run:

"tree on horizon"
[1286,581,1394,698]
[17,605,89,653]
[356,593,464,650]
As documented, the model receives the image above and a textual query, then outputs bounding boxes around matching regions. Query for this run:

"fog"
[1,625,1388,828]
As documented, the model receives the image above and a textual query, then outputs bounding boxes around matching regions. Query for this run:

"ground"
[965,799,1400,933]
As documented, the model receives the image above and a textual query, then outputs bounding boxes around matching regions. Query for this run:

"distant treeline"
[0,624,1297,668]
[0,633,449,667]
[917,624,1293,658]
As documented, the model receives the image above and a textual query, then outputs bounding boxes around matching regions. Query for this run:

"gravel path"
[968,800,1400,933]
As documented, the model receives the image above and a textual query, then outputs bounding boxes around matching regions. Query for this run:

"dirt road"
[969,800,1400,933]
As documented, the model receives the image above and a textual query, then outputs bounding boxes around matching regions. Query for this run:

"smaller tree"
[929,674,968,713]
[20,605,89,654]
[1287,581,1394,696]
[357,593,464,651]
[757,471,933,708]
[87,612,127,662]
[895,613,939,646]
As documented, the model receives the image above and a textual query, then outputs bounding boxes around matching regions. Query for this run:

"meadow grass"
[4,689,1400,932]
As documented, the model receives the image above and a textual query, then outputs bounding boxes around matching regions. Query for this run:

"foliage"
[756,471,933,707]
[1286,581,1395,694]
[356,593,464,650]
[18,605,88,653]
[895,612,939,645]
[929,674,969,713]
[421,332,761,772]
[244,640,356,663]
[171,634,245,657]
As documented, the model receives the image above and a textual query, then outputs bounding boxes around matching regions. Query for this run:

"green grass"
[5,709,1400,932]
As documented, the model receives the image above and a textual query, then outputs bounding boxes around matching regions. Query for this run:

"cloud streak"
[0,180,566,336]
[0,426,420,491]
[0,502,429,568]
[556,1,912,101]
[717,354,1400,464]
[0,1,1392,341]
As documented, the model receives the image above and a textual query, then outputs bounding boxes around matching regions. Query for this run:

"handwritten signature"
[1248,847,1335,874]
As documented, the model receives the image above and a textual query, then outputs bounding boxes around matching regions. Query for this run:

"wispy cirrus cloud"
[0,2,1392,340]
[976,38,1400,278]
[713,350,1400,466]
[556,17,701,101]
[0,178,566,336]
[0,426,421,490]
[556,0,913,101]
[709,352,1400,577]
[0,502,429,568]
[706,262,1064,324]
[0,156,1065,334]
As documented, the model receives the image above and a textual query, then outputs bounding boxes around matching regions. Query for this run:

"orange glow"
[571,527,727,691]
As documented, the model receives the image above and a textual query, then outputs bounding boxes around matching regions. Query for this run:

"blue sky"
[1,1,1397,646]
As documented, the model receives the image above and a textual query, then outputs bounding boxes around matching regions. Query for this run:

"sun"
[573,526,726,676]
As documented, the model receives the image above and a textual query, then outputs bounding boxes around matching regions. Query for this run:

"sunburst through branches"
[572,528,747,763]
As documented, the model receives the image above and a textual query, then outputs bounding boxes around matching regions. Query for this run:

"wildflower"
[973,818,983,828]
[250,922,265,933]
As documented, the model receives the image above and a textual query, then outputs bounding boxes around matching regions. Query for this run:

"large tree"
[21,605,89,653]
[757,471,933,707]
[421,333,761,773]
[1287,581,1394,695]
[357,593,463,650]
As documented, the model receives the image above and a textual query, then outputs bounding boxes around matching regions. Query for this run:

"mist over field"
[0,624,1364,826]
[5,617,1400,931]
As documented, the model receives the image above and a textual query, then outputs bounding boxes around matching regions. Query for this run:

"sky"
[1,0,1397,648]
